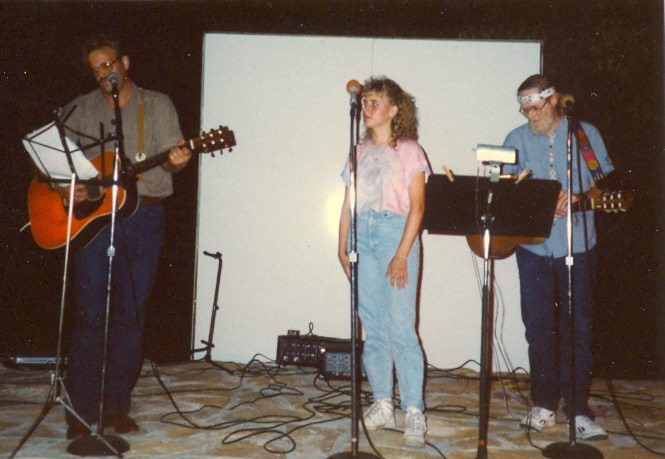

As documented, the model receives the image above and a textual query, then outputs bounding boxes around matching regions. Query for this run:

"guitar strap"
[574,120,606,188]
[136,88,145,162]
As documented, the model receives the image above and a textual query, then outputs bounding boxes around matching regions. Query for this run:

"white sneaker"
[520,406,556,432]
[402,407,427,447]
[363,399,395,431]
[573,415,608,441]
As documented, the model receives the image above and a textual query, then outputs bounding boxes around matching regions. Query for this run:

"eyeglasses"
[519,98,550,117]
[90,59,118,75]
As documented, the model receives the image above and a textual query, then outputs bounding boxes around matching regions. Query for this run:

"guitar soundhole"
[72,194,106,220]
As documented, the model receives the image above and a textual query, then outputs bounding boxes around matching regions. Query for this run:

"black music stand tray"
[423,174,560,238]
[423,174,560,459]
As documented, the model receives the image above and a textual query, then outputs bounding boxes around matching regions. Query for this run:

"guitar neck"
[127,137,199,176]
[572,196,592,213]
[121,127,235,178]
[572,190,633,213]
[128,149,172,176]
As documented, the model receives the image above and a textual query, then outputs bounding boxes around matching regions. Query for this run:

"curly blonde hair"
[361,76,418,148]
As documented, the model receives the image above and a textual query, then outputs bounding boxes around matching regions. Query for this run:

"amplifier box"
[276,333,364,373]
[319,340,367,381]
[276,334,322,367]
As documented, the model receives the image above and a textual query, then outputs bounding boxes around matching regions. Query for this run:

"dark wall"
[1,1,662,378]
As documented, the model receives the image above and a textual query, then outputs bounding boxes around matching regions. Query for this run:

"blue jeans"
[355,211,425,412]
[515,245,596,419]
[66,202,165,424]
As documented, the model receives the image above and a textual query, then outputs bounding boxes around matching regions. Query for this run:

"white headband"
[517,87,555,104]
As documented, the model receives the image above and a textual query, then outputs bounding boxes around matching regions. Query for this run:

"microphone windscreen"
[346,79,361,94]
[560,94,575,107]
[107,72,119,85]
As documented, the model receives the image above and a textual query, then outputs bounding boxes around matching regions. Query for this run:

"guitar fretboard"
[128,150,172,176]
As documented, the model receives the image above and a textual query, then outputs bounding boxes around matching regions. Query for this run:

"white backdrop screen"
[197,33,541,370]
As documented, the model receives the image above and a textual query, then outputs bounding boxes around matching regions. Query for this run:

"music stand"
[423,173,560,459]
[13,112,128,458]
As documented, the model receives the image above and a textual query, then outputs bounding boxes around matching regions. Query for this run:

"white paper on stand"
[23,122,99,180]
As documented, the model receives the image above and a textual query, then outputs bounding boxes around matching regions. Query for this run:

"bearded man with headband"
[502,74,613,441]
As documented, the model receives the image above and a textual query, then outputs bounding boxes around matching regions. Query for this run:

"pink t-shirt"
[342,139,431,216]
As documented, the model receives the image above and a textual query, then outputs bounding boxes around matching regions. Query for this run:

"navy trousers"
[515,245,596,419]
[66,202,165,424]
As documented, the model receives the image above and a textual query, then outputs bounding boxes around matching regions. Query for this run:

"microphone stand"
[542,104,602,459]
[475,161,501,459]
[328,90,378,459]
[7,109,118,459]
[68,79,129,457]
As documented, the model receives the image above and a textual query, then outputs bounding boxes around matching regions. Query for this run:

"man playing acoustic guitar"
[502,74,613,442]
[51,33,192,440]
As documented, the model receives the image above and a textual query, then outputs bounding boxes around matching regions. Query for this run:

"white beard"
[528,112,556,136]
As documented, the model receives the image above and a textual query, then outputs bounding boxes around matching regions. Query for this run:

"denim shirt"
[502,117,614,257]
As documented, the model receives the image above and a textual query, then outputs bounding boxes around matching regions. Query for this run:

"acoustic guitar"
[466,190,634,259]
[28,126,235,251]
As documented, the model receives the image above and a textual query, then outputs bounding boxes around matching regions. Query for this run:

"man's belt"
[140,196,161,206]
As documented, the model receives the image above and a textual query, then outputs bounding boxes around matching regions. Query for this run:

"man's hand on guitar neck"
[161,140,192,173]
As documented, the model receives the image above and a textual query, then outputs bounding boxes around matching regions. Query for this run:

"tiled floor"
[1,359,663,458]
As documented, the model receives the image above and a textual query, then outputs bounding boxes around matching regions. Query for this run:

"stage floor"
[1,359,663,458]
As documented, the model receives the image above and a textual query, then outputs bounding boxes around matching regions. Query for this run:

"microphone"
[560,93,575,114]
[107,72,119,86]
[346,79,362,104]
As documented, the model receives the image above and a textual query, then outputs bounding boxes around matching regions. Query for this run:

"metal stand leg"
[191,251,223,362]
[8,172,127,458]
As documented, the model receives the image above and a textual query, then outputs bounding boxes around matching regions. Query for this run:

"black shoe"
[66,420,91,440]
[104,413,139,433]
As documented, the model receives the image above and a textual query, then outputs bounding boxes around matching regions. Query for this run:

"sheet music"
[23,122,98,180]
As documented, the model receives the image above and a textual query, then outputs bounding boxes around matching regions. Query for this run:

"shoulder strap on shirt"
[137,88,145,160]
[574,120,606,188]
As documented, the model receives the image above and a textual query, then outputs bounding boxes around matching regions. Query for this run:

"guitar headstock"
[190,126,236,156]
[592,190,634,213]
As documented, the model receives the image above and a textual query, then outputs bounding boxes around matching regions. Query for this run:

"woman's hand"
[386,255,408,289]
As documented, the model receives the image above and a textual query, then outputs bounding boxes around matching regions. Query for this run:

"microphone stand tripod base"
[328,452,380,458]
[543,441,603,459]
[67,434,130,457]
